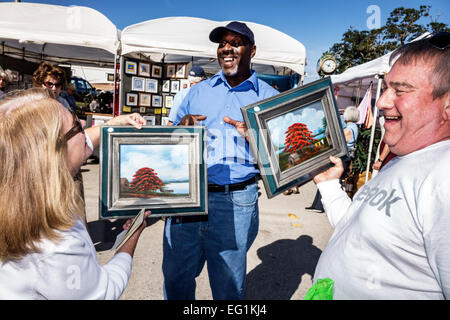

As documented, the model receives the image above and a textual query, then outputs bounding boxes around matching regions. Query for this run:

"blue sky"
[120,144,189,182]
[6,0,449,81]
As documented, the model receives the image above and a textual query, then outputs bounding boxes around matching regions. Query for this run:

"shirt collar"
[209,70,259,93]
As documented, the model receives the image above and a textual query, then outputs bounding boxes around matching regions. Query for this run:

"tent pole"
[364,74,383,182]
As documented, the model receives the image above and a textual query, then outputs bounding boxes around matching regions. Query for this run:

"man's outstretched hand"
[313,156,344,184]
[223,116,248,141]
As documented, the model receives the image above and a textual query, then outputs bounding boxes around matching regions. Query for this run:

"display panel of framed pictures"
[125,61,137,75]
[131,77,145,91]
[162,79,171,93]
[138,62,151,77]
[152,95,162,107]
[170,80,180,93]
[165,95,174,108]
[99,126,207,218]
[145,78,158,93]
[139,93,151,107]
[166,64,176,78]
[241,77,348,198]
[180,79,190,90]
[152,65,163,78]
[175,64,186,78]
[126,93,138,106]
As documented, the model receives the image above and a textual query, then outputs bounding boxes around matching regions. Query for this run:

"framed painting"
[139,93,151,107]
[152,65,163,78]
[131,76,145,91]
[166,64,176,78]
[165,95,174,108]
[145,78,158,93]
[162,79,171,93]
[152,95,162,107]
[241,77,348,198]
[180,79,190,90]
[138,62,151,77]
[170,80,180,93]
[99,126,208,218]
[125,61,137,75]
[126,92,138,106]
[144,115,156,126]
[175,64,186,78]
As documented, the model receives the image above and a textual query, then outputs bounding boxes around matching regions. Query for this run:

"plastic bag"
[304,278,334,300]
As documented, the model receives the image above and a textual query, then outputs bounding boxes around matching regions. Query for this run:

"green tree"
[326,5,449,74]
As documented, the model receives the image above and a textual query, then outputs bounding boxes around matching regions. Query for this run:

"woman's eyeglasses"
[64,112,84,141]
[43,81,62,88]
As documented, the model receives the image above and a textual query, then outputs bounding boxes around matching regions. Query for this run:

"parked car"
[70,76,98,102]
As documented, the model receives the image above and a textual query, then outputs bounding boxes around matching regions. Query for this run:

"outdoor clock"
[318,55,337,75]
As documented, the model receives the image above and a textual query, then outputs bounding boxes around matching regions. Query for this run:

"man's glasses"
[428,31,450,50]
[218,38,249,48]
[64,112,84,141]
[43,81,62,88]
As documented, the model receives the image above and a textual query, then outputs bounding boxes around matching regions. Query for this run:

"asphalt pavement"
[81,161,333,300]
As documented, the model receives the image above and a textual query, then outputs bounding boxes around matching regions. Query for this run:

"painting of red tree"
[283,123,318,156]
[129,167,164,193]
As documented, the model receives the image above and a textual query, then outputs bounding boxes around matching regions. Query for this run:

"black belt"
[208,176,259,192]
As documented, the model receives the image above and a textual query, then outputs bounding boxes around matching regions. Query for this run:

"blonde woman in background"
[0,89,149,299]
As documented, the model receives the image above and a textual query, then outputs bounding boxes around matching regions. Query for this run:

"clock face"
[322,58,337,74]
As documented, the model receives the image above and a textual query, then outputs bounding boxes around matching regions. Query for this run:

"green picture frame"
[241,77,348,198]
[99,126,208,218]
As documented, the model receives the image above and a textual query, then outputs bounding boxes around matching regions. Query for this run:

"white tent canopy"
[0,3,119,67]
[121,17,306,77]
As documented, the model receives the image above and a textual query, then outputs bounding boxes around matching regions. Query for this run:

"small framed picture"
[144,115,156,126]
[154,108,162,115]
[165,95,174,108]
[166,64,176,78]
[107,73,115,82]
[145,78,158,93]
[125,61,137,75]
[161,117,170,125]
[139,107,147,113]
[152,95,162,107]
[152,65,163,78]
[138,62,151,77]
[180,79,190,90]
[139,93,151,107]
[175,64,186,78]
[162,79,171,93]
[170,80,180,93]
[131,77,145,91]
[126,93,138,106]
[123,106,132,113]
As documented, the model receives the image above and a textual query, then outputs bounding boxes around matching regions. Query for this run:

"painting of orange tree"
[119,144,190,198]
[267,101,332,172]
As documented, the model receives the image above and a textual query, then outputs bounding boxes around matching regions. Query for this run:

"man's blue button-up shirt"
[173,70,278,185]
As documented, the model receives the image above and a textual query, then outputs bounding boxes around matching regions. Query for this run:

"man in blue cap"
[162,21,279,300]
[167,66,206,125]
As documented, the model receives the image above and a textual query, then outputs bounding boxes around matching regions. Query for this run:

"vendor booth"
[118,17,307,124]
[0,2,119,121]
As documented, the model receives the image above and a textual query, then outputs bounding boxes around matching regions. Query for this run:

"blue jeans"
[162,182,259,300]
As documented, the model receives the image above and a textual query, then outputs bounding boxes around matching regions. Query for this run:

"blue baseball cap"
[209,21,255,45]
[188,66,205,77]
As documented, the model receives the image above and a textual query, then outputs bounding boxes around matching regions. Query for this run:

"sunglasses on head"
[428,31,450,50]
[43,81,62,88]
[64,112,84,142]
